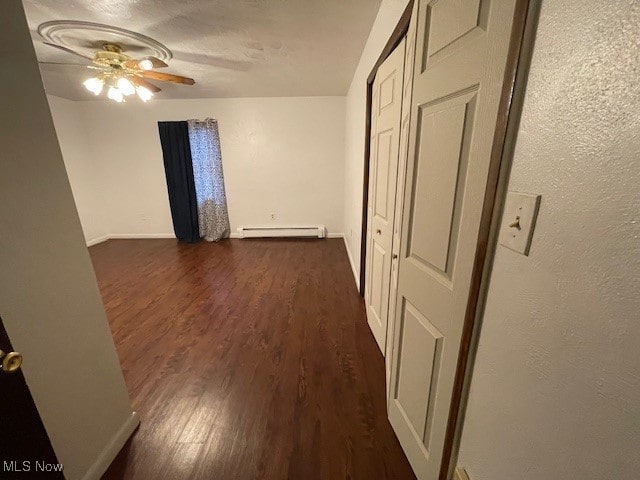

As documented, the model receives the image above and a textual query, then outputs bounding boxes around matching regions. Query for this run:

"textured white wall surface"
[458,1,640,479]
[343,0,411,286]
[48,95,109,243]
[48,96,345,242]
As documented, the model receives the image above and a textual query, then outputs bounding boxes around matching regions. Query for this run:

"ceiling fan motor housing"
[94,45,132,70]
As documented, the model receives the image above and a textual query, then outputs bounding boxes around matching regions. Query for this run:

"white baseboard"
[108,233,175,240]
[343,237,360,290]
[229,232,342,239]
[86,234,175,246]
[87,232,344,245]
[81,411,139,480]
[86,235,110,247]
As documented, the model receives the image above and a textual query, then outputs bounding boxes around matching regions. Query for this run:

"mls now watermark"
[3,460,64,473]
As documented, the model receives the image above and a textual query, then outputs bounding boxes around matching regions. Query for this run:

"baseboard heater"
[237,225,325,239]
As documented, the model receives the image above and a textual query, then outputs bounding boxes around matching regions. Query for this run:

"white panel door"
[388,1,518,478]
[386,7,419,394]
[365,39,406,354]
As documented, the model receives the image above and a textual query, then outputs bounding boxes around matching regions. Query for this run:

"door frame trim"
[439,1,538,478]
[359,0,414,297]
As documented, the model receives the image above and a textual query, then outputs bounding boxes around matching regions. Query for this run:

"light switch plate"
[454,467,471,480]
[498,192,541,255]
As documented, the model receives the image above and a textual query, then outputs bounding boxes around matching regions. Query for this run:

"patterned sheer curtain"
[187,119,230,241]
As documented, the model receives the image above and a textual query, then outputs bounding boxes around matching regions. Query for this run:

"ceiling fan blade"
[146,56,169,68]
[130,76,162,93]
[124,56,168,69]
[38,61,83,65]
[142,70,195,85]
[38,62,105,70]
[42,42,94,61]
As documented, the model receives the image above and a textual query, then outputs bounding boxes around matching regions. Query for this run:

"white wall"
[1,3,136,479]
[48,96,346,242]
[457,1,640,479]
[342,0,410,286]
[48,95,109,243]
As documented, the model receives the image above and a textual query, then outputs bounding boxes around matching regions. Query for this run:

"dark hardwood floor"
[92,238,415,480]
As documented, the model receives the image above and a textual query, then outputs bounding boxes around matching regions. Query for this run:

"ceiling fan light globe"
[83,77,103,95]
[107,86,124,103]
[136,86,154,102]
[117,77,136,96]
[139,59,154,71]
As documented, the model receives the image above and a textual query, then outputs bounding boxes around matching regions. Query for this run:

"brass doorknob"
[0,350,23,373]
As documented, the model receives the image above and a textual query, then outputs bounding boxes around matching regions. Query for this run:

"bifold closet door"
[387,0,519,478]
[386,6,419,395]
[364,38,406,355]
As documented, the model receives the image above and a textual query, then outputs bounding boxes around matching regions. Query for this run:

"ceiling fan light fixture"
[136,86,154,102]
[117,77,136,96]
[37,22,197,102]
[139,59,154,70]
[83,77,104,95]
[107,86,124,103]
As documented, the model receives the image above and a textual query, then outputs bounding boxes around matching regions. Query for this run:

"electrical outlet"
[270,212,276,220]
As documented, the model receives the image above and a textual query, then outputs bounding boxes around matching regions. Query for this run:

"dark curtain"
[157,121,200,242]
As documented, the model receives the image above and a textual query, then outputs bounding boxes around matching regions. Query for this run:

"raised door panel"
[422,0,489,68]
[393,301,443,451]
[369,241,386,329]
[374,129,394,222]
[379,71,397,113]
[408,89,477,278]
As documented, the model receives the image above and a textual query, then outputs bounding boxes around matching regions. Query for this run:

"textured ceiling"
[22,0,382,101]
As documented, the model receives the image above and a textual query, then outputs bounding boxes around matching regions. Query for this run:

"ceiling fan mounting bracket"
[102,43,122,54]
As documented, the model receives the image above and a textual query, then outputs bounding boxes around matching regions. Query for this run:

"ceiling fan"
[42,41,195,102]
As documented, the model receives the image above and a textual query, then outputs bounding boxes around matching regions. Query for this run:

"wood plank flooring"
[93,238,415,480]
